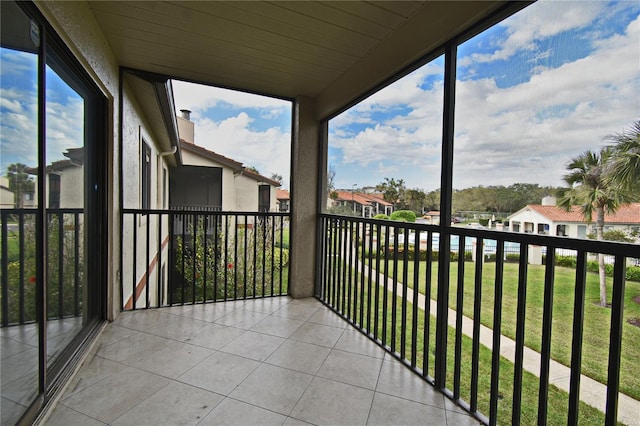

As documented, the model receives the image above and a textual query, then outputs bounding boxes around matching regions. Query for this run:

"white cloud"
[460,1,605,66]
[329,6,640,190]
[194,113,291,186]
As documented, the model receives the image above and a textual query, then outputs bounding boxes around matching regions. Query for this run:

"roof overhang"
[87,1,528,120]
[123,69,182,166]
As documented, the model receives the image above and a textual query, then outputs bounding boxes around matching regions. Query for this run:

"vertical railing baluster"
[261,215,266,298]
[567,250,587,425]
[1,213,8,326]
[191,213,198,305]
[470,236,483,413]
[359,221,366,328]
[454,235,466,400]
[346,219,353,320]
[337,217,344,310]
[367,222,374,332]
[168,212,174,306]
[155,212,163,308]
[340,219,348,314]
[382,223,390,347]
[391,225,398,353]
[224,214,229,300]
[132,212,138,310]
[400,225,409,359]
[58,211,64,318]
[410,229,420,368]
[213,214,219,302]
[353,220,360,323]
[605,255,626,426]
[423,231,433,376]
[511,243,529,426]
[203,214,208,303]
[146,211,151,308]
[279,215,284,294]
[74,212,80,315]
[374,222,382,341]
[270,216,276,297]
[326,218,334,306]
[537,248,555,425]
[19,213,26,323]
[252,214,257,299]
[244,214,248,299]
[489,240,505,426]
[234,214,239,300]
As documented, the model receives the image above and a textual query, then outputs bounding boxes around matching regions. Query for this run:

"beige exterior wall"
[36,1,171,319]
[0,177,14,208]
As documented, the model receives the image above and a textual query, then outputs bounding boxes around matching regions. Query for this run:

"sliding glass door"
[0,2,106,423]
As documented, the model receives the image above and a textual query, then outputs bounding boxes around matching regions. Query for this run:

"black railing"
[120,209,290,310]
[1,208,84,326]
[317,214,639,425]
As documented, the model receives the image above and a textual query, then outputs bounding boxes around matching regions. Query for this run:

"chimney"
[177,109,195,143]
[541,196,556,206]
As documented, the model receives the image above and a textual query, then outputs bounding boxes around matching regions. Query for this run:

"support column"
[288,97,321,298]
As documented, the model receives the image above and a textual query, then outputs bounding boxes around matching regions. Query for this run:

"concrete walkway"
[357,261,639,425]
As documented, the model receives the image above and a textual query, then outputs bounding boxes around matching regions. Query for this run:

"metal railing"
[317,214,638,425]
[1,208,84,326]
[120,209,290,310]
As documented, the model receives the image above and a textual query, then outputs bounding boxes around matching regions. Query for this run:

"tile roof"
[276,189,290,200]
[181,140,280,186]
[524,203,640,224]
[333,191,392,206]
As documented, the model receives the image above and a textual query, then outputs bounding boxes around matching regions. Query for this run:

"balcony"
[3,210,639,425]
[40,296,475,425]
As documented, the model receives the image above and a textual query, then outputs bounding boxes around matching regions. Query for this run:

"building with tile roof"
[507,200,640,239]
[171,112,281,212]
[329,190,393,217]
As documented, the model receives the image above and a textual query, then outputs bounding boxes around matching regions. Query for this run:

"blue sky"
[2,1,638,195]
[0,49,84,174]
[329,0,640,191]
[172,81,292,187]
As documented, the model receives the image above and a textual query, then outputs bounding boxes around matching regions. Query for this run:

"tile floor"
[40,297,478,425]
[1,317,84,425]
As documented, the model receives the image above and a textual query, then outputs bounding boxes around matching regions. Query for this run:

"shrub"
[627,266,640,282]
[390,210,416,223]
[479,218,489,226]
[505,253,520,263]
[373,213,389,220]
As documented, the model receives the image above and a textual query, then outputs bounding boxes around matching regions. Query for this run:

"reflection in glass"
[0,2,40,423]
[44,62,86,367]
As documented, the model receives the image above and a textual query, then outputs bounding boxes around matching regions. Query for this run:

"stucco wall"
[36,1,170,319]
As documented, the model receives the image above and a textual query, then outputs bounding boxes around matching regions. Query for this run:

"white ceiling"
[89,1,513,119]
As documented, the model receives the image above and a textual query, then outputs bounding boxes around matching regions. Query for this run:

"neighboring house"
[276,189,290,213]
[423,210,440,225]
[26,148,85,209]
[171,111,281,212]
[0,176,14,208]
[507,200,640,239]
[330,190,393,217]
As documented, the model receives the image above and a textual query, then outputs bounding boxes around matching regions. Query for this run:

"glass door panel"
[0,2,40,424]
[44,62,86,367]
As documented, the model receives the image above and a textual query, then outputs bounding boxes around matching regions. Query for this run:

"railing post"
[1,213,8,326]
[605,256,626,426]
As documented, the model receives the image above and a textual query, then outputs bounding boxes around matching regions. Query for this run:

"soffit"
[89,1,512,119]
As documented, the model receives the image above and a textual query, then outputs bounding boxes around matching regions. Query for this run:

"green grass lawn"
[327,272,612,425]
[373,258,640,400]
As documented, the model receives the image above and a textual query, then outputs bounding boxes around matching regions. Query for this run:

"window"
[49,174,60,208]
[141,141,151,210]
[258,185,270,212]
[556,224,567,236]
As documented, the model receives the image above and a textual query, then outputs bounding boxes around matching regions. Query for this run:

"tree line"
[375,178,562,216]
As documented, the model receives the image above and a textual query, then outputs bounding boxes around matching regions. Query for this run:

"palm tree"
[606,120,640,194]
[558,148,634,307]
